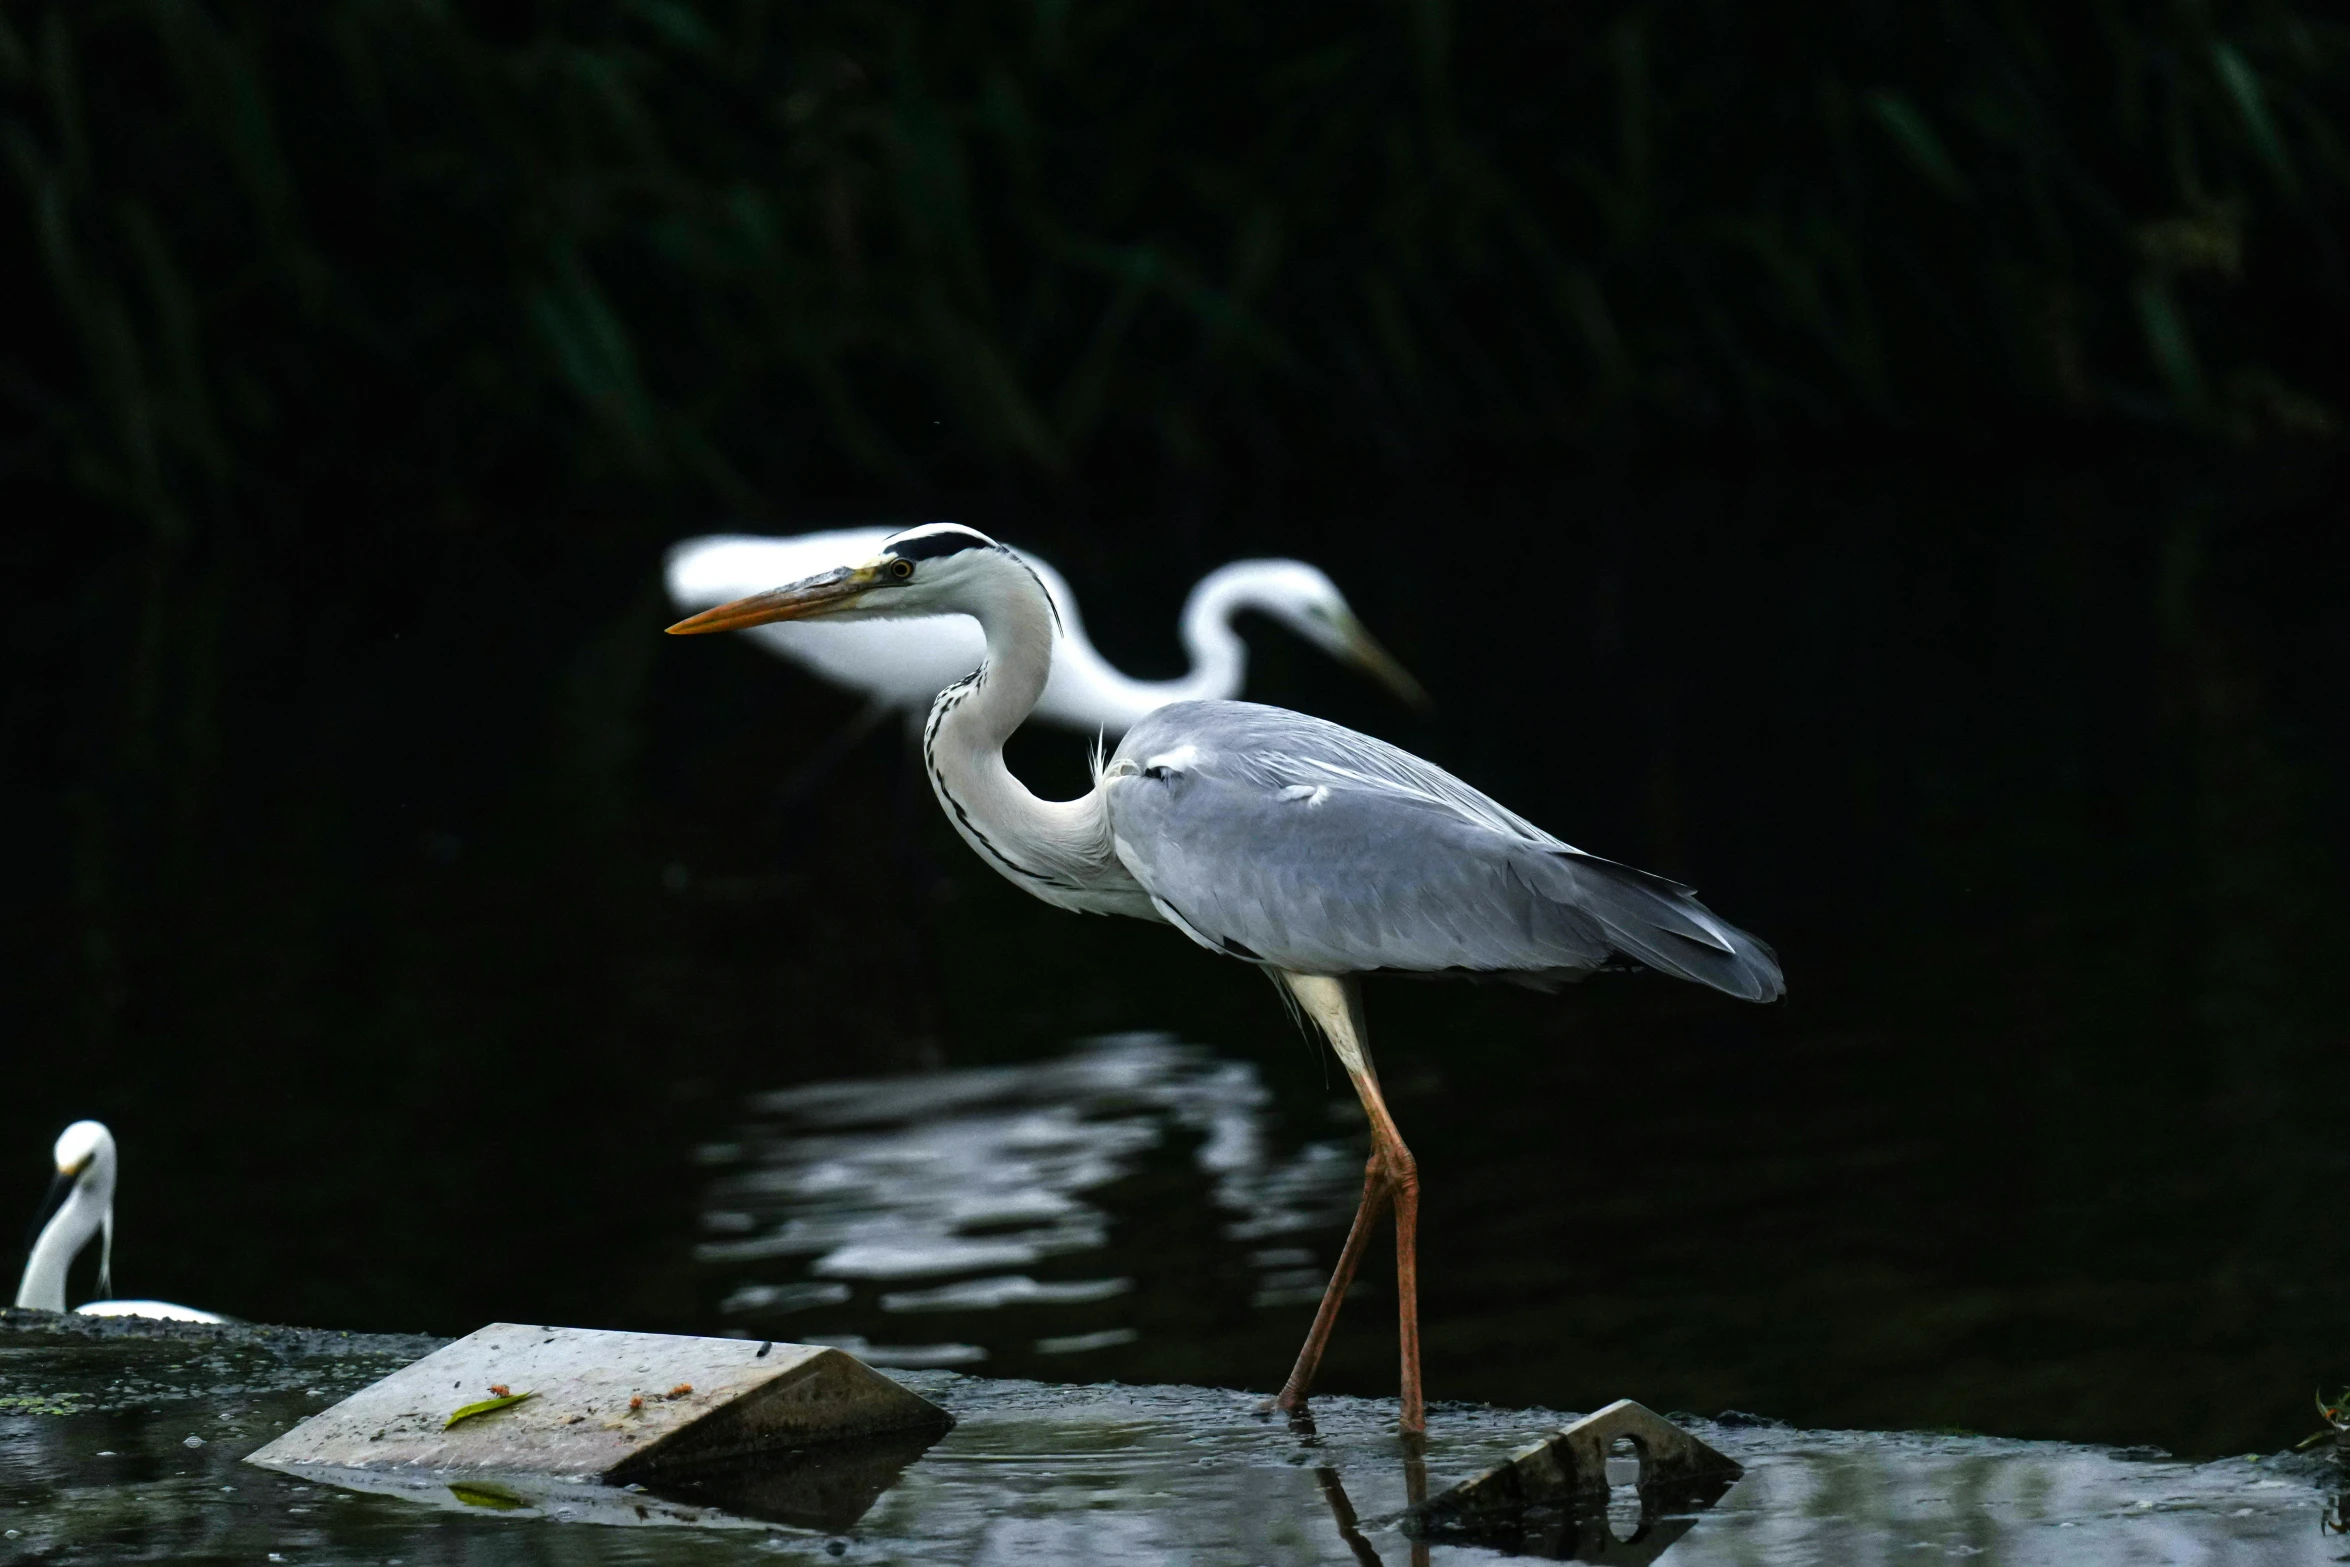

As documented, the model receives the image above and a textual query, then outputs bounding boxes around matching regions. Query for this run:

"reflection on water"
[639,1426,948,1531]
[696,1033,1363,1370]
[1411,1473,1736,1564]
[3,1315,2341,1563]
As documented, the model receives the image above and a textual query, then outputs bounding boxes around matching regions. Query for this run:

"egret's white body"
[15,1121,224,1323]
[665,529,1421,733]
[667,523,1783,1436]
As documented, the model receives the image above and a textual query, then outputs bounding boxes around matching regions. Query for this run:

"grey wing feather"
[1104,702,1783,1002]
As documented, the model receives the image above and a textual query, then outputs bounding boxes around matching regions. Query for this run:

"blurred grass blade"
[2211,44,2298,193]
[1867,90,1971,202]
[2133,277,2207,417]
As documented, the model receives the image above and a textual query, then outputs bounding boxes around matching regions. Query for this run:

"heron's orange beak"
[665,563,883,634]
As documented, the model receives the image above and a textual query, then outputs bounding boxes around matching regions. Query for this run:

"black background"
[3,2,2346,1456]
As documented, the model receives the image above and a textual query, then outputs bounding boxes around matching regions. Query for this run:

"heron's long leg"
[1276,1152,1391,1415]
[1277,972,1427,1437]
[1389,1129,1422,1437]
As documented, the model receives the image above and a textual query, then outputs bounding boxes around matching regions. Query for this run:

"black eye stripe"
[888,527,993,562]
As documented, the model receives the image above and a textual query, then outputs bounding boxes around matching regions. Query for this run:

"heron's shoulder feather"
[1112,701,1572,850]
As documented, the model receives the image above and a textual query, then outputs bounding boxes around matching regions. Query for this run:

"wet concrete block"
[1411,1397,1742,1534]
[280,1425,946,1532]
[244,1323,952,1483]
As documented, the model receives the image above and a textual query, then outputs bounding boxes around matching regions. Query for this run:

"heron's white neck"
[16,1182,107,1313]
[919,558,1151,917]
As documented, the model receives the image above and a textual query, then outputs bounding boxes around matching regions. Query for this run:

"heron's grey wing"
[1104,702,1782,1000]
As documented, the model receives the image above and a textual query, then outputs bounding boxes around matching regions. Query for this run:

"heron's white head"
[665,524,1048,635]
[1190,560,1428,709]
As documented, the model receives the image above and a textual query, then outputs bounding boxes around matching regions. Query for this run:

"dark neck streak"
[922,665,1080,892]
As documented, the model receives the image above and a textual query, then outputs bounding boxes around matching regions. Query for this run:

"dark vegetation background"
[3,0,2347,1453]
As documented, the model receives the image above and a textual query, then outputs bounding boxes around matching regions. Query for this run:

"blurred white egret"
[665,529,1425,734]
[668,524,1783,1435]
[15,1121,224,1323]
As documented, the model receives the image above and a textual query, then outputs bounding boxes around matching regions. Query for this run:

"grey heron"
[665,529,1426,734]
[668,523,1783,1435]
[16,1121,224,1323]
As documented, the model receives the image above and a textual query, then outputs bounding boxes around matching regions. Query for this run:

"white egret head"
[1189,560,1428,709]
[53,1120,115,1186]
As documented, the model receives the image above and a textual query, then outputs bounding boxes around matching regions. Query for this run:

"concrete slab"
[243,1322,951,1482]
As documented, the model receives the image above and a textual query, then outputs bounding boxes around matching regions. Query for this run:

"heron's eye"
[889,558,915,580]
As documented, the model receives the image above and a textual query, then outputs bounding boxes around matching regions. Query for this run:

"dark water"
[1,1314,2340,1564]
[7,460,2348,1459]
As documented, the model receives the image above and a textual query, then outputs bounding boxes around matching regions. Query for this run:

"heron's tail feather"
[1534,851,1785,1003]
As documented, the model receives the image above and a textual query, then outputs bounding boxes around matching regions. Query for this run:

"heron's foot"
[1398,1428,1430,1517]
[1269,1394,1320,1438]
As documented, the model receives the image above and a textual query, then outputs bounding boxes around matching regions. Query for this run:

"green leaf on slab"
[443,1391,535,1429]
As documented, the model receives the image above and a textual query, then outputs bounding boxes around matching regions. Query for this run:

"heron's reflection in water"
[1315,1462,1419,1567]
[695,1033,1365,1370]
[1293,1404,1431,1567]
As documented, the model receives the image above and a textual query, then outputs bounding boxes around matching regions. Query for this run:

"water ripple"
[696,1032,1364,1368]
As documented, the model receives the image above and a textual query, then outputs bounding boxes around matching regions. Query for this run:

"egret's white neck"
[15,1183,106,1313]
[1043,561,1306,732]
[1040,562,1273,729]
[920,558,1152,918]
[1172,564,1263,704]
